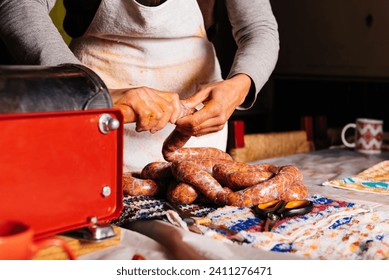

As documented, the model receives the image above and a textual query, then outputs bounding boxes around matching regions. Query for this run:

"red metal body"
[0,109,123,240]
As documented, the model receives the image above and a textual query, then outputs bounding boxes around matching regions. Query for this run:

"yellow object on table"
[33,226,121,260]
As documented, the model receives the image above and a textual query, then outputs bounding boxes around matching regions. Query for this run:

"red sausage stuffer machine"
[0,64,123,241]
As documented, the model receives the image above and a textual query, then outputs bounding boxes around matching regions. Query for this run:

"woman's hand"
[110,86,182,133]
[177,74,252,136]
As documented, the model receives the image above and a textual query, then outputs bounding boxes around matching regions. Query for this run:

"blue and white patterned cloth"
[201,195,389,259]
[113,194,389,259]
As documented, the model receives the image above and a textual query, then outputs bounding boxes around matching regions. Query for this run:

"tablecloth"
[80,148,389,260]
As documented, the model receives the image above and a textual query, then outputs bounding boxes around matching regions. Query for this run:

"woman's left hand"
[176,74,252,136]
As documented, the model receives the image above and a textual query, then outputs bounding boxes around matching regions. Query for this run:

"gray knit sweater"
[0,0,279,108]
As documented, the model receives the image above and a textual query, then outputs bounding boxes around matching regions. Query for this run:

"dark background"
[214,0,389,148]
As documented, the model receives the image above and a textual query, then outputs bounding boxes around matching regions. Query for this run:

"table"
[79,148,389,260]
[33,226,122,260]
[255,147,389,212]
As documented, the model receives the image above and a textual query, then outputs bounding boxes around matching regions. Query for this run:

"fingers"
[176,79,246,136]
[177,121,226,136]
[113,103,136,123]
[159,92,181,124]
[111,87,182,133]
[134,88,180,133]
[136,104,167,133]
[176,99,227,136]
[181,88,210,110]
[110,75,247,136]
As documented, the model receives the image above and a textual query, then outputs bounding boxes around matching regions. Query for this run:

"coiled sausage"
[123,172,161,196]
[212,162,277,190]
[123,102,308,207]
[218,165,306,207]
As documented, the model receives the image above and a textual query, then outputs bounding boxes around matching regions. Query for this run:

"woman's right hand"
[110,86,182,133]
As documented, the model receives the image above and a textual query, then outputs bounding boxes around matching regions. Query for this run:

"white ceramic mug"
[341,118,383,154]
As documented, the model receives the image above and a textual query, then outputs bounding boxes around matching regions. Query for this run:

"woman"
[0,0,279,172]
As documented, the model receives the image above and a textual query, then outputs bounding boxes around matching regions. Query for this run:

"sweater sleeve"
[225,0,279,110]
[0,0,81,65]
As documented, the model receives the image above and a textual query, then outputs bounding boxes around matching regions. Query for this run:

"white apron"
[70,0,227,172]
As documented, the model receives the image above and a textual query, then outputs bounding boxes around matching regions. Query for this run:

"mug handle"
[31,237,77,260]
[341,123,356,148]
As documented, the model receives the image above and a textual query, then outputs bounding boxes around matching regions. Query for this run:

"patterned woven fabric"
[201,195,389,259]
[113,195,216,225]
[323,160,389,194]
[113,194,389,259]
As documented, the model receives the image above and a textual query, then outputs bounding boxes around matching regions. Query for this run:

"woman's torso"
[63,0,217,38]
[69,0,227,172]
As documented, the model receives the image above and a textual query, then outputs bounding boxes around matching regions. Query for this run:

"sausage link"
[162,101,195,162]
[167,181,199,205]
[162,130,191,162]
[123,172,160,196]
[183,158,233,174]
[162,125,232,163]
[169,147,233,163]
[127,100,308,206]
[141,162,173,179]
[213,162,277,190]
[279,182,308,201]
[223,165,307,207]
[171,160,225,205]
